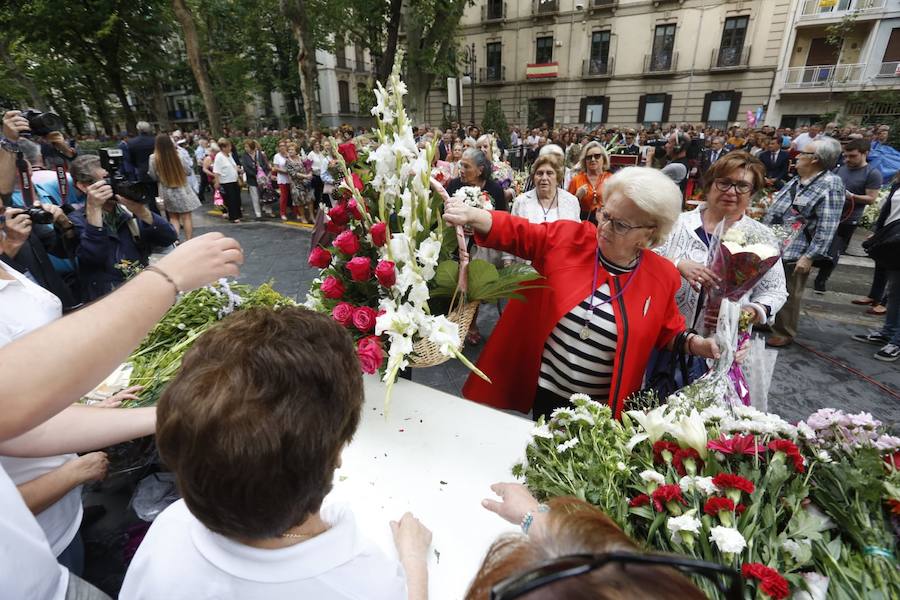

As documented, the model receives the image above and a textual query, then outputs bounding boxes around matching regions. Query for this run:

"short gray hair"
[602,166,682,247]
[71,155,102,184]
[811,137,842,170]
[18,138,42,165]
[462,148,492,180]
[137,121,153,134]
[538,144,564,159]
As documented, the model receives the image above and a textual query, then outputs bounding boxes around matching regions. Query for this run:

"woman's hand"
[481,482,540,526]
[94,385,144,408]
[443,200,493,236]
[575,183,589,199]
[678,260,721,290]
[390,512,432,563]
[689,335,722,360]
[154,232,244,292]
[67,451,109,484]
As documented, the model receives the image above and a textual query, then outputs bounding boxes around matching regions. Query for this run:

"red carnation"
[370,221,388,246]
[741,563,789,600]
[375,260,397,287]
[352,306,377,332]
[736,503,747,514]
[328,203,350,226]
[308,246,332,269]
[333,230,360,255]
[320,276,345,299]
[651,484,686,513]
[629,494,651,508]
[357,336,384,374]
[348,198,363,220]
[703,496,735,517]
[768,439,805,473]
[346,256,372,282]
[673,447,704,477]
[653,440,680,465]
[712,473,755,504]
[331,302,354,326]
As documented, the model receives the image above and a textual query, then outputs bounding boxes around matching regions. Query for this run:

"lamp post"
[463,43,476,126]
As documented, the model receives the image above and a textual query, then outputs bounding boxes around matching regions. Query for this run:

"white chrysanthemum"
[616,461,628,472]
[530,425,553,439]
[700,405,728,423]
[639,470,666,486]
[709,526,747,554]
[550,407,576,420]
[667,510,701,544]
[556,437,579,453]
[796,421,816,441]
[569,393,591,403]
[816,450,832,463]
[722,228,747,245]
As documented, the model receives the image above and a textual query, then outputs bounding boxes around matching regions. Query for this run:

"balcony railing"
[590,0,618,8]
[479,65,506,83]
[532,0,558,17]
[799,0,885,20]
[783,63,865,88]
[481,2,506,22]
[643,51,678,74]
[582,56,614,78]
[711,45,750,70]
[335,55,348,70]
[878,61,900,77]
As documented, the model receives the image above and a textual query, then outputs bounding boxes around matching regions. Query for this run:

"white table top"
[327,375,533,599]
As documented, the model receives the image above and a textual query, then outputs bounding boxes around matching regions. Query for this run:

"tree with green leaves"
[172,0,221,136]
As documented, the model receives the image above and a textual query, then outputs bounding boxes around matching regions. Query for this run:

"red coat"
[462,212,686,419]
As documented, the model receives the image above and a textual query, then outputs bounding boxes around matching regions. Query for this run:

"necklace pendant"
[579,324,591,340]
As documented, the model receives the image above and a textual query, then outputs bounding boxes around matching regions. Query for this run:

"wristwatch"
[0,137,20,153]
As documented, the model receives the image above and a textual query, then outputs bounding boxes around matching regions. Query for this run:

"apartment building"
[423,0,792,129]
[317,42,377,129]
[766,0,900,127]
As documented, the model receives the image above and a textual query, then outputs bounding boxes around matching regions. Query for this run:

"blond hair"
[602,167,681,246]
[576,141,609,173]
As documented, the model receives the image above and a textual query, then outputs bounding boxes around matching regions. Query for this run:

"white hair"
[810,136,842,170]
[602,167,682,246]
[136,121,153,134]
[538,144,564,158]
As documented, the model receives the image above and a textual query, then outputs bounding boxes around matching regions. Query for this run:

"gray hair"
[602,166,682,247]
[18,138,42,165]
[538,144,564,159]
[461,148,492,180]
[137,121,153,134]
[811,136,842,170]
[713,136,726,145]
[70,155,102,185]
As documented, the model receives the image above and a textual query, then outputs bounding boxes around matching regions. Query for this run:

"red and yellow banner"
[526,62,559,79]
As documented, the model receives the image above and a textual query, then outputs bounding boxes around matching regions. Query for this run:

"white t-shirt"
[120,500,407,600]
[0,466,69,599]
[791,132,820,151]
[273,153,291,185]
[0,262,82,557]
[213,152,239,184]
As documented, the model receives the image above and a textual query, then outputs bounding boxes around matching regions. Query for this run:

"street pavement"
[192,201,899,427]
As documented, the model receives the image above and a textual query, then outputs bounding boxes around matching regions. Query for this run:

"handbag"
[213,189,224,207]
[863,219,900,270]
[641,330,695,403]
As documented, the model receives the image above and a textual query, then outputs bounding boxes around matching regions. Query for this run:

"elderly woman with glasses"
[568,141,612,221]
[444,167,720,421]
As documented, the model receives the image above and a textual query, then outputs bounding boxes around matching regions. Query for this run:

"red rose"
[652,440,680,465]
[650,484,686,513]
[629,494,650,508]
[328,203,350,226]
[352,306,377,332]
[375,260,396,287]
[320,276,345,299]
[326,220,347,235]
[357,336,384,374]
[673,447,704,477]
[331,302,354,326]
[348,199,363,220]
[370,222,388,246]
[346,256,372,281]
[333,230,360,255]
[703,496,735,517]
[308,246,332,269]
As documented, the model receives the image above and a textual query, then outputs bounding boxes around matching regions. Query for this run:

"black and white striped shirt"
[538,256,634,400]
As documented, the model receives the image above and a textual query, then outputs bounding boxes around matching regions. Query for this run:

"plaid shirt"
[762,170,844,262]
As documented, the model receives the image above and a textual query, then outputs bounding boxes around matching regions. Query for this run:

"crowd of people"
[2,100,899,600]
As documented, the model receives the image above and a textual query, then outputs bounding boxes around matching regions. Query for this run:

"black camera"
[23,207,54,225]
[19,109,65,138]
[98,147,147,203]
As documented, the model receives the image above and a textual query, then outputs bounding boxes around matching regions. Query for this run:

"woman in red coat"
[443,167,720,421]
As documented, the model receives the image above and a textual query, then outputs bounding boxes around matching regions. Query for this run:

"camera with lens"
[18,109,65,138]
[23,207,55,225]
[98,147,147,203]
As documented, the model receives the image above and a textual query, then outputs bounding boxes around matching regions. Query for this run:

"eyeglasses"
[713,179,754,195]
[597,210,656,236]
[585,154,604,161]
[796,151,815,157]
[490,551,743,600]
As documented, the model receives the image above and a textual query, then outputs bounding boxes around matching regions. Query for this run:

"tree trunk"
[377,0,403,84]
[281,0,318,132]
[0,38,50,110]
[105,68,138,133]
[81,73,115,136]
[151,82,172,131]
[172,0,222,136]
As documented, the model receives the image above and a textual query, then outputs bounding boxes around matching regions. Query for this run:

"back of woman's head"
[154,133,186,188]
[465,497,706,600]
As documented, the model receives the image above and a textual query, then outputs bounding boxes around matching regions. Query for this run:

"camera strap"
[15,151,35,206]
[55,164,68,199]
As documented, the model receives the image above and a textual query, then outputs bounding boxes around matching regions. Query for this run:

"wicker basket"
[408,301,480,368]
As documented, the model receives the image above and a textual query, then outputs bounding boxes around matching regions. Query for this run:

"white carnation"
[639,470,666,486]
[709,526,747,554]
[667,510,701,544]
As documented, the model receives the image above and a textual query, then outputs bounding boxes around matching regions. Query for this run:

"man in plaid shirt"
[762,137,844,346]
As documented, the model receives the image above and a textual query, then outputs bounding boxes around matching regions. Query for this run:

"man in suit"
[437,131,452,161]
[700,136,727,174]
[126,121,159,211]
[759,137,790,189]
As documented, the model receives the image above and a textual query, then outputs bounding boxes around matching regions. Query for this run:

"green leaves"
[430,259,541,303]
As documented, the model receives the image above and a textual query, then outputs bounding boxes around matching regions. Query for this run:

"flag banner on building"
[526,62,559,79]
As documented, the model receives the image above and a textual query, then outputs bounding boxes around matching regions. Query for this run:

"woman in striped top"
[443,167,721,421]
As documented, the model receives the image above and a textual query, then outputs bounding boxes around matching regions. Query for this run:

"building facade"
[316,42,377,129]
[424,0,792,129]
[765,0,900,128]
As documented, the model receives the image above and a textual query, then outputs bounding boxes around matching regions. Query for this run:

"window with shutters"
[718,16,749,67]
[338,81,351,113]
[536,36,553,64]
[642,93,667,124]
[701,91,741,128]
[580,96,607,127]
[589,31,611,75]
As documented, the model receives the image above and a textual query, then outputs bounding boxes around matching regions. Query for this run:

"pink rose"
[345,256,372,282]
[370,222,388,247]
[333,230,360,255]
[348,199,363,220]
[357,336,384,374]
[308,246,332,269]
[328,203,350,226]
[320,276,345,299]
[352,306,377,332]
[375,260,396,287]
[331,302,354,326]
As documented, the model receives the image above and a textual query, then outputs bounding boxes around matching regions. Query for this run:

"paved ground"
[191,198,900,427]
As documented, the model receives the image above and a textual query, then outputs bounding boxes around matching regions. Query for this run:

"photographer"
[126,121,159,210]
[67,154,177,301]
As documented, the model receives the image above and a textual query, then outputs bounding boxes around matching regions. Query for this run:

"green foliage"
[481,99,510,147]
[430,260,541,303]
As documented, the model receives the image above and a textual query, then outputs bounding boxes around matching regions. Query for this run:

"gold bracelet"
[143,265,183,301]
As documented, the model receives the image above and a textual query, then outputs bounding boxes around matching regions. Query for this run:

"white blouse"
[213,152,239,184]
[504,188,581,264]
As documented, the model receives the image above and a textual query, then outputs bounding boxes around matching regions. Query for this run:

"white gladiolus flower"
[388,234,412,264]
[667,509,701,544]
[668,409,708,458]
[415,236,442,268]
[639,470,666,486]
[781,539,804,561]
[424,315,460,355]
[708,526,747,554]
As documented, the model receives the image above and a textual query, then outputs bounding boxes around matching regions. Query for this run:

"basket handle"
[430,178,469,313]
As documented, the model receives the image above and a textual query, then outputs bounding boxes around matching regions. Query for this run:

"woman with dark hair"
[240,139,271,220]
[444,148,506,211]
[466,483,713,600]
[150,134,201,240]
